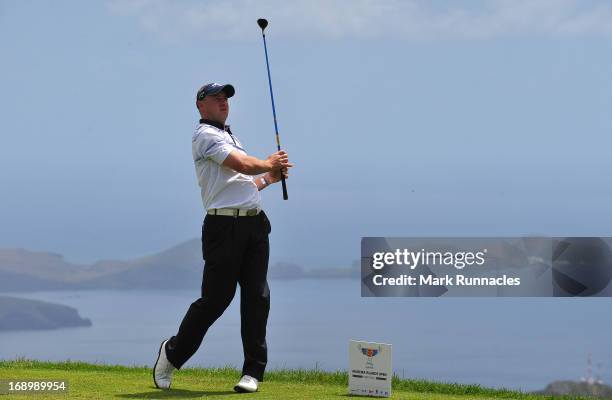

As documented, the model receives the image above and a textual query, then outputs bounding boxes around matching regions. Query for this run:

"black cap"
[196,83,235,101]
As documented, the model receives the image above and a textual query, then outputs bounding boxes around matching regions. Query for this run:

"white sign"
[348,340,392,397]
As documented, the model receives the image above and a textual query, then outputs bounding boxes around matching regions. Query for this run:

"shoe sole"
[153,340,170,389]
[234,384,257,393]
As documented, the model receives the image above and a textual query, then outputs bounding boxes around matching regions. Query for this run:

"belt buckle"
[247,209,257,216]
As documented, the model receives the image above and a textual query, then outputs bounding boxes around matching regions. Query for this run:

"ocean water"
[1,279,610,391]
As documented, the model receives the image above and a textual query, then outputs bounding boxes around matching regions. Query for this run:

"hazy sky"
[1,0,611,267]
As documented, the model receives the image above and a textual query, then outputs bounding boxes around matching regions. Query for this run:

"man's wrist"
[263,159,273,172]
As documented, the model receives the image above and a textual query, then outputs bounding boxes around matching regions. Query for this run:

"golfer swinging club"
[153,82,293,393]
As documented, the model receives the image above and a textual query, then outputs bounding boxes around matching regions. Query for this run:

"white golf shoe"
[234,375,259,393]
[153,339,176,389]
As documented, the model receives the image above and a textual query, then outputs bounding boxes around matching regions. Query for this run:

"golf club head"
[257,18,268,31]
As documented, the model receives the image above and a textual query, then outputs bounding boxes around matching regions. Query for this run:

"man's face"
[199,92,229,123]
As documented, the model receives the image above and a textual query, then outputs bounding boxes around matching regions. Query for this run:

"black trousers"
[165,211,271,381]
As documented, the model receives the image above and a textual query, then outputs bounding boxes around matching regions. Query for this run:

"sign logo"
[361,348,379,357]
[358,344,382,369]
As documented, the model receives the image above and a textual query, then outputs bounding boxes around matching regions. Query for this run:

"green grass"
[0,358,588,399]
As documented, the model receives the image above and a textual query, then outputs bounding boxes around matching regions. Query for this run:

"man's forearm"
[222,149,289,177]
[223,152,270,175]
[239,155,270,175]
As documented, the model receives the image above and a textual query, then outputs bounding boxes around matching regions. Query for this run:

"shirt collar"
[200,118,228,131]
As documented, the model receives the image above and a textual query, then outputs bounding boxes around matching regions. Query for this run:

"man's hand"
[265,150,293,172]
[265,150,292,184]
[266,167,289,184]
[255,151,292,191]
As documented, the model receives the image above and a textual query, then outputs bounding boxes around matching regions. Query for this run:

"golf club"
[257,18,288,200]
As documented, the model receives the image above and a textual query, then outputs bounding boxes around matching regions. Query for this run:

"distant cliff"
[0,240,358,292]
[536,380,612,398]
[0,296,92,331]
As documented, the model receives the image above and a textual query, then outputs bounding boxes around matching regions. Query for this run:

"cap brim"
[207,84,235,98]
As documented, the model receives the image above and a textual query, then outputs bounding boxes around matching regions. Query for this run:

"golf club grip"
[281,175,288,200]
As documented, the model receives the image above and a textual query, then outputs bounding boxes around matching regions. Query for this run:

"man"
[153,82,293,393]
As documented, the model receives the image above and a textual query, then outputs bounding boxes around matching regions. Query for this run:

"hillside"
[0,241,357,292]
[0,296,91,331]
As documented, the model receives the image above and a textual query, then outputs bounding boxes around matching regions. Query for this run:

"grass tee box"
[0,359,592,400]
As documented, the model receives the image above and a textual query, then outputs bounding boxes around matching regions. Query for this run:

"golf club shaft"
[260,31,288,200]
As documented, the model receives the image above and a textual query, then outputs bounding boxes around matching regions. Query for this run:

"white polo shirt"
[192,120,261,211]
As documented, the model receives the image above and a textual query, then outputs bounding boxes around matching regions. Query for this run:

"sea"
[1,279,610,391]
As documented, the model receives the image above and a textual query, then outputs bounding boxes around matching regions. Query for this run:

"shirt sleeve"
[194,132,234,165]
